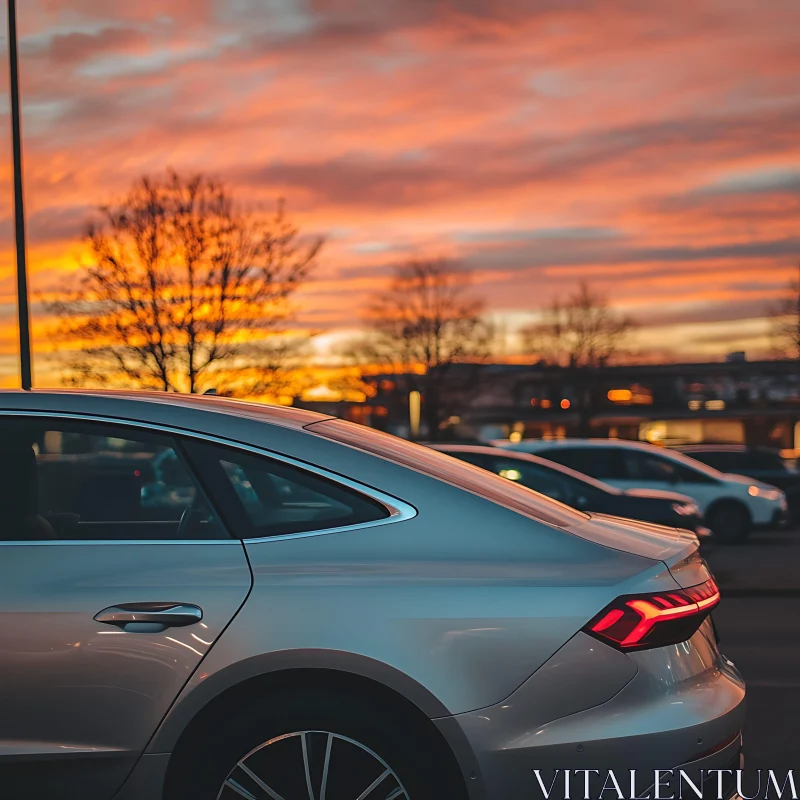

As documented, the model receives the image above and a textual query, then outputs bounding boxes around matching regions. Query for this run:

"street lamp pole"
[7,0,32,390]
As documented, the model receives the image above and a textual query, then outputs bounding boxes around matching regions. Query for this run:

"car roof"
[0,389,333,430]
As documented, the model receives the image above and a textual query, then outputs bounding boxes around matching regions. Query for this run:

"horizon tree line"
[56,168,800,439]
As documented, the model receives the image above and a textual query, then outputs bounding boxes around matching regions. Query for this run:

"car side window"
[0,418,227,541]
[543,447,626,480]
[448,452,492,470]
[487,458,578,505]
[186,441,390,538]
[622,451,679,483]
[724,453,748,471]
[673,463,719,484]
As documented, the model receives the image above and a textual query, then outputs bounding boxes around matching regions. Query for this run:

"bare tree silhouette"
[769,263,800,361]
[352,258,493,439]
[522,281,634,435]
[522,281,632,369]
[47,169,322,395]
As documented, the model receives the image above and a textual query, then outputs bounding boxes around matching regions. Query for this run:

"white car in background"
[498,438,787,543]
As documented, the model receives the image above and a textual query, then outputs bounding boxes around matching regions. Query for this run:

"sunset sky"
[0,0,798,386]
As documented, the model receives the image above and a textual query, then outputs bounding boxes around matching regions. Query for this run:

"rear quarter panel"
[148,427,685,752]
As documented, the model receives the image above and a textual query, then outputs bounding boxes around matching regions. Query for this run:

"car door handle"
[94,602,203,628]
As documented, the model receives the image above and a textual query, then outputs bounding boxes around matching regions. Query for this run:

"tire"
[707,501,751,544]
[164,686,467,800]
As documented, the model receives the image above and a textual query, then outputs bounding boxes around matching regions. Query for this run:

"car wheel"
[165,686,467,800]
[707,502,751,544]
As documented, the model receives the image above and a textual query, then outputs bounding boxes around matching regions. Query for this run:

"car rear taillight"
[584,578,720,651]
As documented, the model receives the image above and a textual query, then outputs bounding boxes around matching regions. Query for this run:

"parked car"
[676,444,800,523]
[0,391,743,800]
[430,444,710,539]
[499,437,787,543]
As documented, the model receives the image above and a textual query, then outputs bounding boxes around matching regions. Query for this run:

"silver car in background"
[0,391,744,800]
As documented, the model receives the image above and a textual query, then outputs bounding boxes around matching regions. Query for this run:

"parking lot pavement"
[715,597,800,770]
[706,526,800,594]
[706,527,800,769]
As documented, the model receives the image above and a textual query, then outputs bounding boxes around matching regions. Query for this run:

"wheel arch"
[149,649,452,756]
[705,496,752,522]
[156,654,480,798]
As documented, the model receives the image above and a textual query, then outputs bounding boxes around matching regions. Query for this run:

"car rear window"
[307,420,588,528]
[687,448,787,473]
[749,450,788,471]
[184,439,390,538]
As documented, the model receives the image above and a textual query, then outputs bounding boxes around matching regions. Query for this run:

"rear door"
[0,416,252,800]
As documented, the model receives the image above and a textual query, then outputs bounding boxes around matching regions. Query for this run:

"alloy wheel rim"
[217,730,412,800]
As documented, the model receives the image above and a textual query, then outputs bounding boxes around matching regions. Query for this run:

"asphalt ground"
[706,527,800,770]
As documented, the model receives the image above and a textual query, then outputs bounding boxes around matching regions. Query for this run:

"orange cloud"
[0,0,794,386]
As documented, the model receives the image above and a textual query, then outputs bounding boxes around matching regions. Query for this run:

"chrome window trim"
[0,409,417,546]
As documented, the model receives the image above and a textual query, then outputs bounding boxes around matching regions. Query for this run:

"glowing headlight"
[748,485,783,501]
[499,468,522,481]
[672,502,699,516]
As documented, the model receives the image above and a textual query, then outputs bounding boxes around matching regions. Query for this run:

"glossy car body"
[429,444,710,537]
[0,391,745,800]
[500,437,787,541]
[676,444,800,523]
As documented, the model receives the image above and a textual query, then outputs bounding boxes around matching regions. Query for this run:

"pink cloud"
[0,0,791,380]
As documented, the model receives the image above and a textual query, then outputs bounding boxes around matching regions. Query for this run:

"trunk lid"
[567,513,700,567]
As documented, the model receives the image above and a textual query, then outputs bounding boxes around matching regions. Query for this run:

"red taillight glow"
[585,578,720,651]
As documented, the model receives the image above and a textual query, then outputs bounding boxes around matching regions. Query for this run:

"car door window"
[0,418,226,540]
[672,462,719,484]
[622,451,679,483]
[543,447,626,480]
[186,441,390,538]
[722,452,749,472]
[448,452,492,470]
[487,458,578,505]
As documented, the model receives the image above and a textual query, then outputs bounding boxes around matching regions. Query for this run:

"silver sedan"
[0,390,744,800]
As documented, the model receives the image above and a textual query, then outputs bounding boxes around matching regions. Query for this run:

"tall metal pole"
[7,0,32,390]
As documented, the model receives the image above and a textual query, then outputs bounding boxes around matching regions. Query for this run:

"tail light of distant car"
[584,577,720,651]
